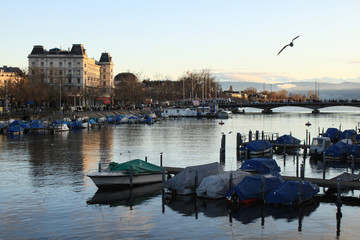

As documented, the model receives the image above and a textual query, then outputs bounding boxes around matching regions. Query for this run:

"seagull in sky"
[277,35,300,55]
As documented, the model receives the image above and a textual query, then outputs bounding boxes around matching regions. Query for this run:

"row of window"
[32,61,86,68]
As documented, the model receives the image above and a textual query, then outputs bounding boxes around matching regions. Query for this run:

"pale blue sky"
[1,0,359,86]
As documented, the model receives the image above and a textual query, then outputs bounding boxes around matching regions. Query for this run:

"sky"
[1,0,360,88]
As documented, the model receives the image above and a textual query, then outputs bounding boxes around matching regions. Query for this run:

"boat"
[274,134,301,153]
[324,140,352,160]
[305,121,311,126]
[226,174,284,206]
[87,159,165,189]
[196,170,252,199]
[265,180,319,206]
[240,140,272,156]
[309,136,332,159]
[163,162,223,195]
[323,128,342,143]
[239,158,282,176]
[50,121,69,132]
[219,120,224,125]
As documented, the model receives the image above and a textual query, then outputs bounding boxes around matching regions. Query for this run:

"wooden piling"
[145,156,148,162]
[249,130,252,142]
[98,163,101,172]
[256,130,259,140]
[160,153,163,167]
[337,178,342,206]
[129,165,133,187]
[220,134,226,163]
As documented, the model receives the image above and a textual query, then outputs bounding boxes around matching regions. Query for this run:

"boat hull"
[87,172,164,189]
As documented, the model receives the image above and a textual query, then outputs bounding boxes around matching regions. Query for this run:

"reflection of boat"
[230,201,319,224]
[165,194,228,218]
[87,159,165,189]
[87,183,163,207]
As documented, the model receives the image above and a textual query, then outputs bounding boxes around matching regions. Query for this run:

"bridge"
[219,101,360,114]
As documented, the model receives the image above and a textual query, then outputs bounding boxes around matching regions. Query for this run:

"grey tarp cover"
[196,170,252,199]
[164,162,223,195]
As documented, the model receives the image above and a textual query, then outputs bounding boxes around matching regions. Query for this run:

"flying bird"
[277,35,300,55]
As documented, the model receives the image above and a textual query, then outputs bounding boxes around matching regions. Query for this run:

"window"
[50,62,53,67]
[59,70,63,75]
[68,69,71,73]
[103,74,106,79]
[59,62,63,67]
[77,78,80,84]
[77,62,80,67]
[41,62,44,67]
[68,62,72,67]
[103,82,106,86]
[32,62,35,66]
[69,79,72,84]
[103,69,106,72]
[77,70,80,75]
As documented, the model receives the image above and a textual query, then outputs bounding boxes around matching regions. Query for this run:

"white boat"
[51,123,69,132]
[87,159,165,189]
[309,136,332,159]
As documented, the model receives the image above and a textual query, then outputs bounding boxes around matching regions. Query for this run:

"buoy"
[305,121,311,126]
[219,121,224,125]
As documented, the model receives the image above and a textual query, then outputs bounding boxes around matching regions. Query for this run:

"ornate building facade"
[28,44,114,108]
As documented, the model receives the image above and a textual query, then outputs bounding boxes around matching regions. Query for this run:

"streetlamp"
[5,80,8,112]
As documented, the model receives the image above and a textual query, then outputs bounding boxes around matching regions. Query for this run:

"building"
[0,65,23,87]
[28,44,114,108]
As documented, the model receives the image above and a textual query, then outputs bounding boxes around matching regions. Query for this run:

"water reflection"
[87,183,163,208]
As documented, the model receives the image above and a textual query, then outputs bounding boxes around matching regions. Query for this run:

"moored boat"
[87,159,165,189]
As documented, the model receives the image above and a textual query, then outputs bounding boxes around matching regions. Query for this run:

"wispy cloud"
[277,84,297,89]
[214,71,284,84]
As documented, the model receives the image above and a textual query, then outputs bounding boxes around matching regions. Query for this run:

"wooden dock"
[163,166,360,190]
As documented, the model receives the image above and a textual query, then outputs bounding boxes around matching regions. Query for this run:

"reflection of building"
[28,44,114,107]
[0,65,22,87]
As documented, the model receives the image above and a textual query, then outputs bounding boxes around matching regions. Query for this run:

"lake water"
[1,107,360,239]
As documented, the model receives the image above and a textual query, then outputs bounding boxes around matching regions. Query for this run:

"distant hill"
[219,81,360,100]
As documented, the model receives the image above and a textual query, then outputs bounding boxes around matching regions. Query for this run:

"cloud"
[277,83,297,89]
[214,71,283,84]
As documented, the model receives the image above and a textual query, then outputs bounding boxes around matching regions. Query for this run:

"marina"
[1,108,360,239]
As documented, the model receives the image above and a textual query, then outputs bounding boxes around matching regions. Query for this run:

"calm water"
[1,107,360,239]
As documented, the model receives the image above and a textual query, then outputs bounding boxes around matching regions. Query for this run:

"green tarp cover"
[109,159,163,174]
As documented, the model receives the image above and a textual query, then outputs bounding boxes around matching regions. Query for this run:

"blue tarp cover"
[242,140,272,151]
[325,141,350,158]
[226,175,284,201]
[275,134,301,145]
[349,145,360,158]
[240,158,281,176]
[340,129,357,139]
[323,128,342,142]
[265,180,319,205]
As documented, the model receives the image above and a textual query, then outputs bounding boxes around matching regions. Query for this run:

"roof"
[99,52,112,63]
[0,66,22,74]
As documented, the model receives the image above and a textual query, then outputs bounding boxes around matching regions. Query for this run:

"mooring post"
[145,156,148,162]
[249,130,252,142]
[298,180,303,205]
[351,155,355,174]
[98,163,101,173]
[300,163,305,179]
[194,171,199,190]
[160,152,163,167]
[261,131,264,140]
[322,151,326,179]
[162,168,165,187]
[337,178,342,206]
[236,133,242,149]
[308,132,311,146]
[129,165,133,187]
[261,175,265,203]
[229,172,233,191]
[306,129,308,146]
[296,152,299,177]
[245,147,248,161]
[220,134,226,163]
[283,141,286,156]
[255,130,259,141]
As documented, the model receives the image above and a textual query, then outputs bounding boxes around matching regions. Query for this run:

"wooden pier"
[163,166,360,190]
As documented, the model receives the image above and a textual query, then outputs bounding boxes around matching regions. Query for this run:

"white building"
[28,44,114,108]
